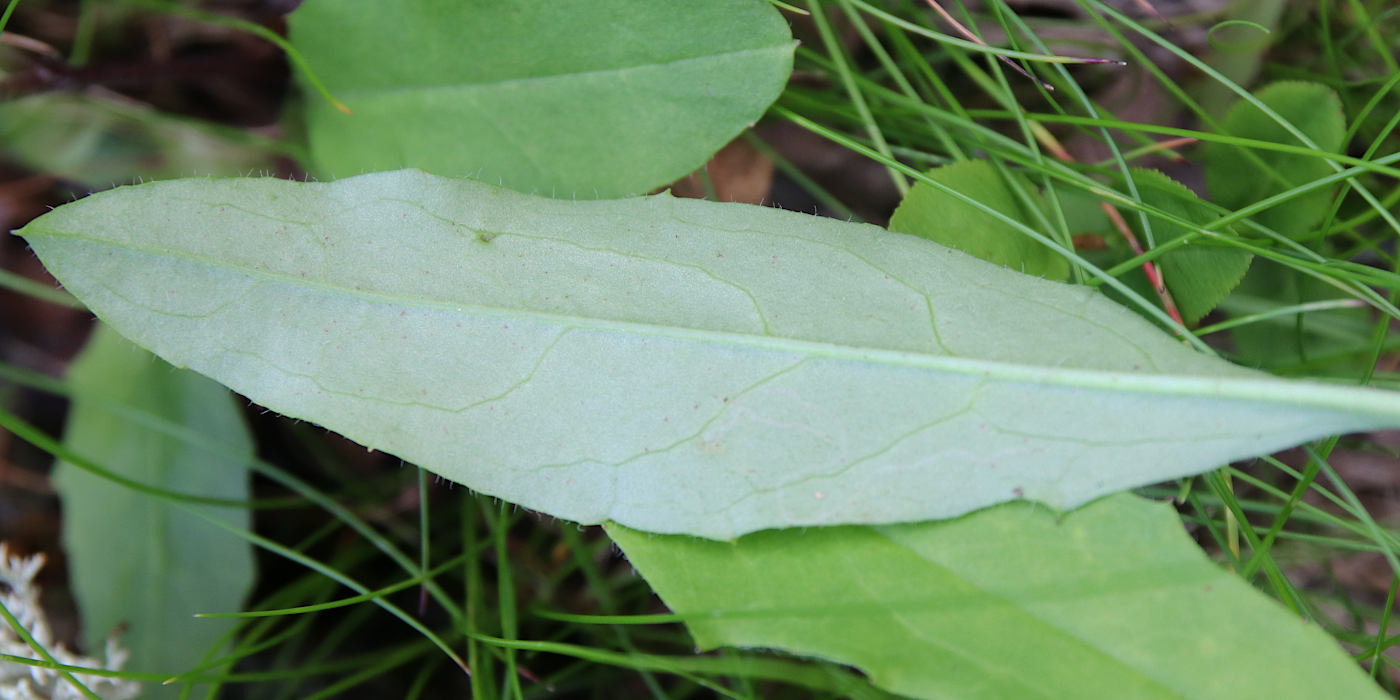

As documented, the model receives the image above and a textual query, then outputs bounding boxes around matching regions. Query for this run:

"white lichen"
[0,543,140,700]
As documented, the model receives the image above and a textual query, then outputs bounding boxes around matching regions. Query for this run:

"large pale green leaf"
[609,494,1386,700]
[1203,81,1345,238]
[889,160,1069,280]
[54,324,254,695]
[17,170,1400,538]
[288,0,794,197]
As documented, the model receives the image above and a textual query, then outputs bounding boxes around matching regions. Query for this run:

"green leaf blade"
[1204,81,1346,238]
[289,0,795,197]
[54,325,254,694]
[889,160,1070,280]
[18,170,1400,538]
[1130,168,1252,325]
[609,495,1389,700]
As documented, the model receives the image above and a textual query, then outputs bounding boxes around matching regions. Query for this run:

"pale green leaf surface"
[288,0,793,197]
[1129,169,1251,325]
[18,170,1400,539]
[53,324,254,695]
[609,495,1387,700]
[1204,81,1345,237]
[889,160,1069,280]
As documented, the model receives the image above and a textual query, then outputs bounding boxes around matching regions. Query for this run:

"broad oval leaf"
[16,170,1400,538]
[1203,81,1345,238]
[610,495,1388,700]
[288,0,794,197]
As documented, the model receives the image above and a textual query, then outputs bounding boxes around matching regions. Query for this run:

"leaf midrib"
[872,530,1198,700]
[330,45,792,100]
[25,224,1400,416]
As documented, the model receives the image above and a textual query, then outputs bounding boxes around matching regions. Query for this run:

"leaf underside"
[18,170,1400,538]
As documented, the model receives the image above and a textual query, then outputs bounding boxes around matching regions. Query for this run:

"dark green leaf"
[288,0,794,197]
[889,160,1069,280]
[1130,169,1252,324]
